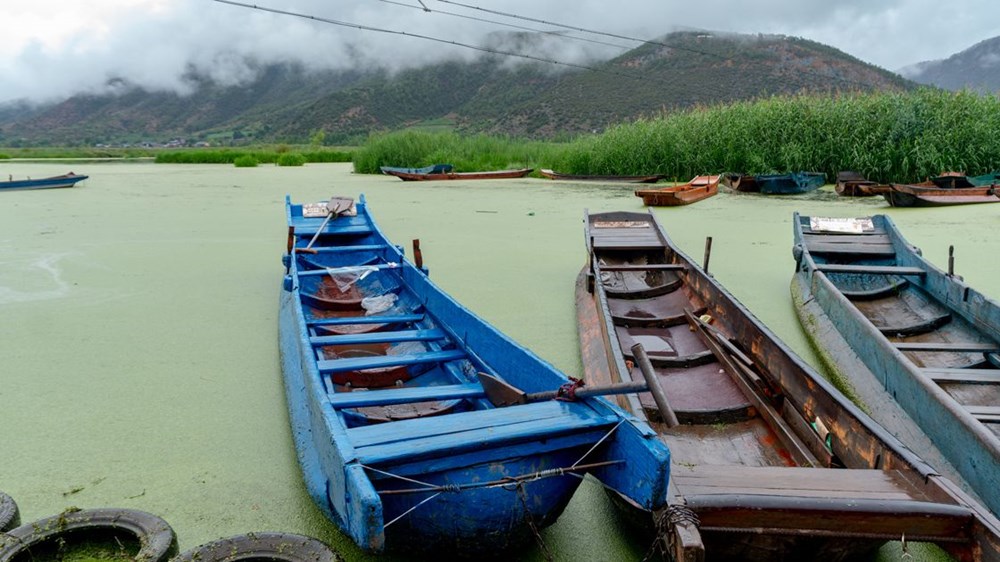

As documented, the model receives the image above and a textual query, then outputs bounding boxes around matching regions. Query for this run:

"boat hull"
[382,168,533,181]
[0,173,88,191]
[756,172,825,194]
[882,183,1000,206]
[634,175,720,206]
[539,169,664,183]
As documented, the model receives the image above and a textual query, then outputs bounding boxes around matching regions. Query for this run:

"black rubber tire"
[0,492,19,532]
[172,532,340,562]
[0,507,177,562]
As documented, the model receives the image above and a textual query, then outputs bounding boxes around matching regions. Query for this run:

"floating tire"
[0,492,19,532]
[173,532,340,562]
[0,507,176,562]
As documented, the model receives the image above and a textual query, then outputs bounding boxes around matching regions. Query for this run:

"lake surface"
[2,162,998,560]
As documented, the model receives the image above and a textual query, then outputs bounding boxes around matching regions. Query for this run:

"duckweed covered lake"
[2,162,999,561]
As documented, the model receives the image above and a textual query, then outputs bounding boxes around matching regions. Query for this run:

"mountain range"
[0,30,991,147]
[899,35,1000,93]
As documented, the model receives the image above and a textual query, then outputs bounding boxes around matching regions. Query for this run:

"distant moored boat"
[0,172,88,191]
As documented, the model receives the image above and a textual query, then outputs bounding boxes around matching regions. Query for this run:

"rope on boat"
[514,481,554,562]
[554,377,586,401]
[367,460,624,496]
[571,418,625,469]
[642,505,701,562]
[382,492,442,529]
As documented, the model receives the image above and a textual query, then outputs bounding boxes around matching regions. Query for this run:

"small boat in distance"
[580,209,1000,560]
[633,174,720,206]
[755,171,825,194]
[379,164,453,176]
[539,169,665,183]
[279,195,670,555]
[0,172,88,191]
[834,171,878,197]
[791,213,1000,519]
[721,173,758,192]
[875,182,1000,206]
[380,166,532,181]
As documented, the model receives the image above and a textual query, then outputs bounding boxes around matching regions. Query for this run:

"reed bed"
[354,89,1000,184]
[154,148,351,165]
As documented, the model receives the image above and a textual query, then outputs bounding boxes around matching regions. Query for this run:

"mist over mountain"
[900,35,1000,93]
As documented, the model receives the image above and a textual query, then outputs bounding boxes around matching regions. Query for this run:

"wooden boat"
[755,172,825,194]
[279,195,670,555]
[634,175,720,207]
[0,172,87,191]
[721,173,758,192]
[578,209,1000,561]
[834,171,878,197]
[380,167,532,181]
[538,169,665,183]
[875,182,1000,207]
[930,172,1000,189]
[792,213,1000,523]
[380,164,453,176]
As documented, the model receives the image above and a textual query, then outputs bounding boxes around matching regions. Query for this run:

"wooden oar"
[298,196,354,254]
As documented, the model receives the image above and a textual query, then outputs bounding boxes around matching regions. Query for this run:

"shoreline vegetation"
[5,89,1000,183]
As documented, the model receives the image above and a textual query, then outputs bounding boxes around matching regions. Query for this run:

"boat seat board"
[894,342,1000,352]
[295,244,388,253]
[875,311,952,336]
[327,383,484,409]
[599,264,686,271]
[804,241,896,257]
[841,278,909,300]
[307,314,424,327]
[309,328,448,347]
[801,233,891,245]
[348,401,617,465]
[673,466,926,499]
[590,228,663,250]
[923,368,1000,383]
[317,349,466,374]
[815,264,926,276]
[966,406,1000,423]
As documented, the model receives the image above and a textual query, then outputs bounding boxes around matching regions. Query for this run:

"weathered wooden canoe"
[755,172,825,194]
[539,169,665,183]
[380,164,453,176]
[834,171,878,197]
[381,167,532,181]
[721,173,758,192]
[279,195,670,555]
[579,209,1000,561]
[634,175,720,206]
[877,182,1000,206]
[0,172,88,191]
[792,214,1000,523]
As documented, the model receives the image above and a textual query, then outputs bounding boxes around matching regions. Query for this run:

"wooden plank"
[805,242,895,257]
[317,349,466,374]
[802,233,890,244]
[297,264,400,277]
[327,383,484,409]
[309,328,448,347]
[966,406,1000,422]
[923,368,1000,384]
[894,342,1000,352]
[307,314,424,327]
[299,244,387,253]
[815,264,926,276]
[599,264,686,271]
[673,466,913,495]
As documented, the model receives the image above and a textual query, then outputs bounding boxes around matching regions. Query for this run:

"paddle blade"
[477,373,528,407]
[327,196,354,215]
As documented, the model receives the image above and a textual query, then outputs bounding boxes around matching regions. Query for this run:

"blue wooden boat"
[792,213,1000,520]
[580,210,1000,560]
[279,195,670,555]
[0,172,87,191]
[755,171,824,194]
[379,164,453,176]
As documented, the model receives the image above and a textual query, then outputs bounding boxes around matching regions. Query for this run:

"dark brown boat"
[539,169,665,183]
[834,171,878,197]
[720,173,758,192]
[577,209,1000,561]
[634,175,720,206]
[876,182,1000,207]
[381,167,533,181]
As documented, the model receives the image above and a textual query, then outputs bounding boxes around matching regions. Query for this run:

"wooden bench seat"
[327,383,484,409]
[310,328,448,347]
[347,400,618,466]
[306,313,424,328]
[296,244,387,253]
[966,405,1000,423]
[816,264,926,276]
[923,368,1000,384]
[599,264,687,272]
[673,465,972,540]
[894,342,1000,353]
[317,349,466,374]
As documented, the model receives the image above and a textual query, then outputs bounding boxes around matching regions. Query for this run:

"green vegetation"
[354,89,1000,184]
[352,130,565,174]
[154,148,351,164]
[233,155,259,167]
[277,153,307,166]
[0,147,156,159]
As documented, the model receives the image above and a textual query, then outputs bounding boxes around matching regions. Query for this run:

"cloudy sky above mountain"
[2,0,997,104]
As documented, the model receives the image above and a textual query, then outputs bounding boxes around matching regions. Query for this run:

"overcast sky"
[2,0,998,104]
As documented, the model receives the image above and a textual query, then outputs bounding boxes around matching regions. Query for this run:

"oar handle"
[631,343,680,427]
[524,380,649,402]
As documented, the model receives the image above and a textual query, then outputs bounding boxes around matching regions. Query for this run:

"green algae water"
[2,162,998,561]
